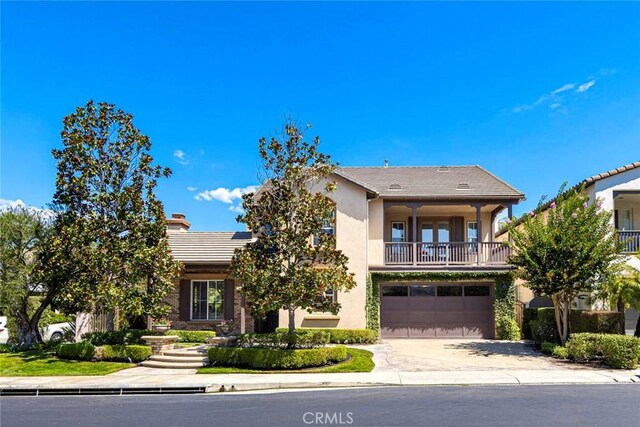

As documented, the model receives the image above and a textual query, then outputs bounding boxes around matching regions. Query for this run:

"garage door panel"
[408,299,436,310]
[381,298,408,310]
[435,326,464,337]
[409,326,437,337]
[437,311,464,323]
[381,325,409,337]
[464,311,492,323]
[436,299,464,311]
[381,310,409,323]
[408,311,436,323]
[464,324,491,338]
[464,298,492,310]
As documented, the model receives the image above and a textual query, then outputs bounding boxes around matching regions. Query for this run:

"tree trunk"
[552,293,571,345]
[288,307,296,334]
[15,294,52,349]
[617,296,625,334]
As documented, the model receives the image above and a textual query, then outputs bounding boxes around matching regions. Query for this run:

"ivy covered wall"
[366,271,520,340]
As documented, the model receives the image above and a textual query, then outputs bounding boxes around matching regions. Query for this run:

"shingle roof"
[337,165,524,200]
[167,231,253,264]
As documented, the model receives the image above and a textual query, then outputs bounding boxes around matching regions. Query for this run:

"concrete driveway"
[370,339,579,372]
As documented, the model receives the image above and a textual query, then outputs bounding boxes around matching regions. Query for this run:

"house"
[495,161,640,334]
[166,164,525,339]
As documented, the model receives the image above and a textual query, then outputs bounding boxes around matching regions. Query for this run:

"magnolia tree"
[231,122,356,334]
[47,101,181,329]
[506,184,623,344]
[0,206,52,347]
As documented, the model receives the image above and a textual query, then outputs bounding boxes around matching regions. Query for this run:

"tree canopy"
[231,122,356,333]
[506,184,624,344]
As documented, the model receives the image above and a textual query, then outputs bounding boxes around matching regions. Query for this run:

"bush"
[275,328,378,344]
[531,308,559,344]
[522,308,538,340]
[0,344,12,353]
[496,317,521,341]
[208,345,348,370]
[541,341,568,359]
[98,345,152,362]
[237,331,329,349]
[530,308,623,345]
[82,329,161,346]
[566,333,640,369]
[168,330,216,343]
[58,342,96,361]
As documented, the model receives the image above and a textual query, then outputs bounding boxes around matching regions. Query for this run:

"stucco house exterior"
[166,164,525,339]
[496,161,640,334]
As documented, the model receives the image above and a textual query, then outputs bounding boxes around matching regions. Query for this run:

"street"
[1,385,639,427]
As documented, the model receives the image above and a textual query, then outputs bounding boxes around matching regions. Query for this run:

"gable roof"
[336,165,524,200]
[167,231,253,264]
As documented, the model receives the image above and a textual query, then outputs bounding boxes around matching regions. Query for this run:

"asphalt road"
[1,385,639,427]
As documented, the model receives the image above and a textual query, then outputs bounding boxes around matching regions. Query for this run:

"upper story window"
[313,209,335,246]
[391,221,405,242]
[467,221,478,243]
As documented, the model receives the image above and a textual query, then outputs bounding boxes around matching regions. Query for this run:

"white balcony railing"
[383,242,511,266]
[619,231,640,254]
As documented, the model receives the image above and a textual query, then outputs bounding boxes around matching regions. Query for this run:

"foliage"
[98,344,152,362]
[565,333,640,369]
[522,307,539,340]
[541,341,569,358]
[365,274,379,331]
[82,329,162,346]
[207,345,347,370]
[0,349,132,376]
[541,341,558,354]
[530,309,559,344]
[47,100,181,325]
[57,342,96,361]
[496,317,521,341]
[169,330,216,343]
[505,184,624,344]
[0,344,12,354]
[530,308,623,344]
[369,271,516,334]
[494,278,521,340]
[0,206,54,348]
[231,122,356,333]
[275,327,378,344]
[197,348,374,374]
[237,331,329,349]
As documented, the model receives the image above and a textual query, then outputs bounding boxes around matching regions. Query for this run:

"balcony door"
[420,220,450,243]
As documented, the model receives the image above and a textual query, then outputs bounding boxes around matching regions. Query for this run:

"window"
[382,285,408,296]
[191,280,224,320]
[313,210,335,246]
[464,285,490,297]
[467,221,478,243]
[391,222,406,242]
[436,285,462,296]
[315,288,336,307]
[619,210,632,231]
[410,285,436,297]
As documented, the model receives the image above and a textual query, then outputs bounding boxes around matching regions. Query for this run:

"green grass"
[197,348,374,374]
[174,342,204,349]
[0,350,134,376]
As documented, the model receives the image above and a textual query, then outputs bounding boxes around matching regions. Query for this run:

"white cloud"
[576,80,596,93]
[173,149,189,165]
[195,185,258,203]
[187,186,197,192]
[229,204,245,213]
[0,198,55,219]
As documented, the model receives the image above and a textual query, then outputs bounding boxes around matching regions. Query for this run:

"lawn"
[0,350,134,376]
[197,348,374,374]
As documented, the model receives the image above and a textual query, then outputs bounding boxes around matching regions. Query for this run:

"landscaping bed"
[541,333,640,369]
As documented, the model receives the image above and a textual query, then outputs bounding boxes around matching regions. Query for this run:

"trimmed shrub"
[58,342,96,361]
[168,330,216,343]
[531,308,559,344]
[238,331,329,349]
[566,333,640,369]
[208,345,348,370]
[541,341,568,359]
[571,311,623,335]
[99,345,152,362]
[0,344,12,353]
[496,317,521,341]
[275,328,378,344]
[82,329,161,346]
[522,308,538,340]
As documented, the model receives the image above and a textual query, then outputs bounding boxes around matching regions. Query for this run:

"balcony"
[619,231,640,254]
[384,241,511,266]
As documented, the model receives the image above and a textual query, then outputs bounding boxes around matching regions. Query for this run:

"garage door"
[380,283,493,338]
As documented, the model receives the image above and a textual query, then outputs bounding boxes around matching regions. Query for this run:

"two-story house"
[166,164,525,339]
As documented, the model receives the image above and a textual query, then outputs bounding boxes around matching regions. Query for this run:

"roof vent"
[437,166,450,172]
[456,182,471,190]
[388,183,402,190]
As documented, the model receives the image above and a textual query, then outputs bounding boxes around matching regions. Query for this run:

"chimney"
[384,159,389,168]
[167,213,191,232]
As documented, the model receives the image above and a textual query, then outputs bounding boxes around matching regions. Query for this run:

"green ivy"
[367,271,518,340]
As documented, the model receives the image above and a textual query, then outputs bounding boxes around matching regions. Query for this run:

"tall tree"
[0,206,52,347]
[49,100,181,328]
[231,122,356,334]
[506,184,624,344]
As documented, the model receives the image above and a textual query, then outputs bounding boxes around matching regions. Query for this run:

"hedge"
[275,328,378,344]
[566,333,640,369]
[208,345,348,370]
[82,329,161,346]
[167,330,216,343]
[522,308,539,340]
[530,308,623,344]
[98,345,152,362]
[58,342,96,361]
[238,331,329,349]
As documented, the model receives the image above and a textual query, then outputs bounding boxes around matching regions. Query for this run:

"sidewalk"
[2,368,639,394]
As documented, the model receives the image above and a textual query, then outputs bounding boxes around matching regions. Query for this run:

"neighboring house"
[495,161,640,334]
[167,164,526,339]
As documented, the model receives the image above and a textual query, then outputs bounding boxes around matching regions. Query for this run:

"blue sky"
[2,2,639,231]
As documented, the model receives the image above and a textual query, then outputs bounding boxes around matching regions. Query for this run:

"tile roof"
[337,165,524,200]
[167,231,253,264]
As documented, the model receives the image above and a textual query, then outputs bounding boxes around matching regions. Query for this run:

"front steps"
[140,346,209,369]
